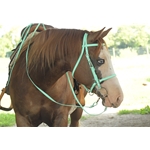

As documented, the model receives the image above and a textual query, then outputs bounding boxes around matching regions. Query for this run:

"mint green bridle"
[72,33,116,93]
[8,24,116,115]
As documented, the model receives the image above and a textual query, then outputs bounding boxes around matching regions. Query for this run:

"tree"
[0,25,20,57]
[105,25,150,55]
[113,25,150,48]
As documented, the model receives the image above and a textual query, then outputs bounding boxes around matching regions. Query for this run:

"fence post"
[113,48,116,58]
[146,46,149,58]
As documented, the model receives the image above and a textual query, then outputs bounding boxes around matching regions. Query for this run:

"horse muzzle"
[96,87,123,108]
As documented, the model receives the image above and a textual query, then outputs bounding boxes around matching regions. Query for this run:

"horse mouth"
[102,100,117,108]
[95,87,122,108]
[96,89,117,108]
[96,89,110,106]
[96,88,108,100]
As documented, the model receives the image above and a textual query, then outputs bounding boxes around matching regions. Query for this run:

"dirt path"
[37,113,150,127]
[79,113,150,127]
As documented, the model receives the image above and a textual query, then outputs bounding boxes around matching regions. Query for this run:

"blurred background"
[0,0,150,115]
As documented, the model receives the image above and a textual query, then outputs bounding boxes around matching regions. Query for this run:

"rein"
[6,23,46,86]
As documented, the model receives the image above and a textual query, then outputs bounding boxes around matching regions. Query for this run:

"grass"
[1,105,150,127]
[0,113,15,127]
[118,105,150,115]
[0,112,88,127]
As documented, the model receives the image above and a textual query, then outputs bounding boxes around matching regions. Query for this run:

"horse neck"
[28,55,71,89]
[27,29,83,87]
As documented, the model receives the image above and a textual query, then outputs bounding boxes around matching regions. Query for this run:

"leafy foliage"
[140,105,150,115]
[107,25,150,48]
[0,25,20,57]
[106,25,150,56]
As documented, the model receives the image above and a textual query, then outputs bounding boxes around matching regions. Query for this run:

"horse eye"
[97,59,105,65]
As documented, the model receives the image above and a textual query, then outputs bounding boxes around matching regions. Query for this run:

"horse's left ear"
[88,27,105,43]
[100,28,112,38]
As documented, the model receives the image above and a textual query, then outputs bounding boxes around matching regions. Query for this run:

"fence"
[109,46,150,58]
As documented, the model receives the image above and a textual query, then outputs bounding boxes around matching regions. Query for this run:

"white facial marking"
[98,44,123,107]
[99,45,115,78]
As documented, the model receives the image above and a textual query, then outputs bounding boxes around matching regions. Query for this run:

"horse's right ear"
[100,28,112,38]
[87,27,105,43]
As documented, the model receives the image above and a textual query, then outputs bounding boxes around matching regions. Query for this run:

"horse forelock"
[23,28,86,74]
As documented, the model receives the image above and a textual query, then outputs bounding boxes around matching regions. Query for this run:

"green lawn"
[0,113,15,127]
[118,105,150,115]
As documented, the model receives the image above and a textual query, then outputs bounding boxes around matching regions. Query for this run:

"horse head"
[21,26,123,108]
[72,28,123,108]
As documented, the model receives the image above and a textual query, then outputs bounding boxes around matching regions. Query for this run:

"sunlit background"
[1,0,150,31]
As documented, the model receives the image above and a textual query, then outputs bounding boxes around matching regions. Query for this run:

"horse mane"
[20,23,54,40]
[19,28,88,74]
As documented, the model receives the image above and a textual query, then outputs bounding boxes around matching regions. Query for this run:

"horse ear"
[100,28,112,38]
[87,27,106,43]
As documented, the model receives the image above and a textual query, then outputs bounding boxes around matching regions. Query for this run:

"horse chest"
[68,106,77,115]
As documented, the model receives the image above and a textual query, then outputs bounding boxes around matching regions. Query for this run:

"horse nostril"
[112,103,117,108]
[117,96,122,103]
[112,97,123,108]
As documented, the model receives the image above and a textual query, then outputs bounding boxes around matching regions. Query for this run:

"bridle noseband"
[72,33,116,93]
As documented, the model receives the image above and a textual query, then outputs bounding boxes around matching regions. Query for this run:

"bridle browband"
[72,33,116,93]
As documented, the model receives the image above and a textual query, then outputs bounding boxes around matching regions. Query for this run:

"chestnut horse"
[2,23,124,126]
[0,23,86,127]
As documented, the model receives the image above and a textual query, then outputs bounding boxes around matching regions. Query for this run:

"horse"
[4,24,124,127]
[0,23,87,127]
